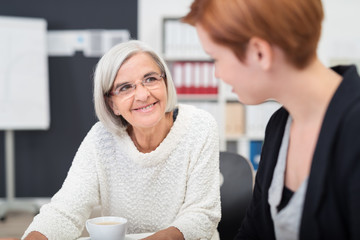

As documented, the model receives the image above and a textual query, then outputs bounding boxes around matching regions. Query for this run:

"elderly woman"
[22,40,221,240]
[184,0,360,239]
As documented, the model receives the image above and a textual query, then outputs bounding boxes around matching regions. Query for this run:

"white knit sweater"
[23,104,221,240]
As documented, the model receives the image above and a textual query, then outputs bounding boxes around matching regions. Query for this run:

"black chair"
[218,151,254,240]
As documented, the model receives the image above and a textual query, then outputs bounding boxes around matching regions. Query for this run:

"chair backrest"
[218,151,254,240]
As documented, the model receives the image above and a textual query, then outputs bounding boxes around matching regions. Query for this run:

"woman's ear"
[106,96,120,115]
[247,37,273,70]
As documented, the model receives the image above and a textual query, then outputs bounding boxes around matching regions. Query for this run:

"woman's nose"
[133,83,150,100]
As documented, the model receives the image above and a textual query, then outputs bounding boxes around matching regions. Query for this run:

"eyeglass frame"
[105,72,165,98]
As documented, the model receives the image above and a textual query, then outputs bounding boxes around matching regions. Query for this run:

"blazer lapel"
[300,65,360,239]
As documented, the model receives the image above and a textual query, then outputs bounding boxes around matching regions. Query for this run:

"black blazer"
[235,65,360,240]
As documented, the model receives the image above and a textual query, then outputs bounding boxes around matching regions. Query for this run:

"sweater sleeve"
[171,114,221,240]
[22,126,101,240]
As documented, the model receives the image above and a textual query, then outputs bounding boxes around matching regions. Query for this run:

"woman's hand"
[142,227,184,240]
[23,231,47,240]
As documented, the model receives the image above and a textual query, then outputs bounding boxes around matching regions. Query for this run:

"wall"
[318,0,360,66]
[0,0,137,197]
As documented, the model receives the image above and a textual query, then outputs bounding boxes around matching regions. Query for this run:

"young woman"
[22,40,221,240]
[184,0,360,239]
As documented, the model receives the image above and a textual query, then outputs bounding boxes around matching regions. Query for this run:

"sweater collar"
[113,104,189,167]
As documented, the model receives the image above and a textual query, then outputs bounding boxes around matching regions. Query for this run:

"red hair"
[183,0,324,69]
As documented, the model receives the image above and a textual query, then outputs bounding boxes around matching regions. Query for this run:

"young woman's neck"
[275,58,342,125]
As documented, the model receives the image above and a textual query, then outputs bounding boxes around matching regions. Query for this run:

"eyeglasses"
[106,73,164,99]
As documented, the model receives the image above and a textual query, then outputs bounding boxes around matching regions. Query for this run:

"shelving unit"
[138,0,281,167]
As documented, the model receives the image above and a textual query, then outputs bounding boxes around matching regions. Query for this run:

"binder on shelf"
[225,102,245,136]
[162,18,209,59]
[193,62,201,94]
[173,62,184,94]
[164,19,176,57]
[184,62,193,94]
[250,140,263,170]
[209,63,218,94]
[245,101,281,137]
[171,61,218,96]
[199,62,208,94]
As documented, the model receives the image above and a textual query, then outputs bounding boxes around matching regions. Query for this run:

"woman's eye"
[119,84,133,92]
[145,77,157,83]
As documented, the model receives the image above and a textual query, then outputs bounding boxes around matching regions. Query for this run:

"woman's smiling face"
[109,52,168,130]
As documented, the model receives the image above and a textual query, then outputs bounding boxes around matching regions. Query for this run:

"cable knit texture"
[22,104,221,240]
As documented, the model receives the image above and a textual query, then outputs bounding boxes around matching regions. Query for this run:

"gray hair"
[93,40,178,134]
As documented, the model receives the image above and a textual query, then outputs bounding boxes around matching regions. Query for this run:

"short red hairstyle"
[183,0,324,69]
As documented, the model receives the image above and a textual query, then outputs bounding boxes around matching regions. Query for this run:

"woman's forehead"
[115,53,160,81]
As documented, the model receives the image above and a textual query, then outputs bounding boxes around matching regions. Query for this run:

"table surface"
[78,232,153,240]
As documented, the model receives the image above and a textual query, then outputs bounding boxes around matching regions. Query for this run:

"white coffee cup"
[86,216,128,240]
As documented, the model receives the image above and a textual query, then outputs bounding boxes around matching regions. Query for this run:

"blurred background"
[0,1,360,238]
[1,0,360,200]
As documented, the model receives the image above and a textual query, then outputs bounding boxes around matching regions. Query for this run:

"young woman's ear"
[247,37,273,70]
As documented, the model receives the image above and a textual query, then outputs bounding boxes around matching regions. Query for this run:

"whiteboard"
[0,16,50,130]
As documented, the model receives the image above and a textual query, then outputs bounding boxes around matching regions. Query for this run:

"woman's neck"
[276,59,342,125]
[127,112,174,153]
